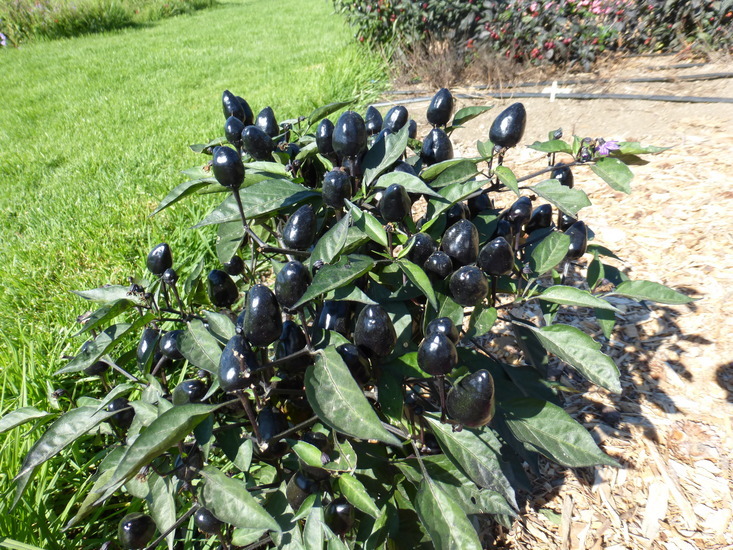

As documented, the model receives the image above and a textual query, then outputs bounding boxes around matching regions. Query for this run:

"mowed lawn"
[0,1,384,546]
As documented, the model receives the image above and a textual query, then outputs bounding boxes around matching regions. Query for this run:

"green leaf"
[612,280,694,304]
[308,100,354,126]
[494,166,519,196]
[97,404,219,503]
[518,322,620,393]
[14,406,115,480]
[75,299,134,336]
[595,308,616,339]
[72,285,142,305]
[476,139,493,159]
[414,477,482,550]
[189,137,226,154]
[590,157,633,194]
[179,319,223,375]
[310,211,351,266]
[305,348,401,446]
[425,159,478,188]
[528,140,573,154]
[242,161,291,178]
[200,465,280,532]
[587,251,604,290]
[421,178,486,232]
[450,105,493,127]
[338,473,380,518]
[303,498,324,550]
[147,474,176,550]
[56,314,154,375]
[463,305,497,341]
[0,538,47,550]
[500,398,618,467]
[617,141,671,155]
[511,321,549,376]
[421,158,479,182]
[324,284,376,305]
[398,259,438,309]
[64,450,124,529]
[529,232,570,275]
[195,180,318,227]
[202,310,236,342]
[216,220,245,265]
[532,179,591,217]
[347,201,388,247]
[0,407,52,434]
[363,125,410,187]
[292,255,374,309]
[151,178,215,216]
[539,286,619,311]
[426,417,516,510]
[374,171,441,197]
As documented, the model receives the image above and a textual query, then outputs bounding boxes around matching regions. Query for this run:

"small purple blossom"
[597,140,620,156]
[0,32,6,47]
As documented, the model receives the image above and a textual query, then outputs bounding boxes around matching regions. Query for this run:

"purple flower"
[0,32,6,47]
[597,139,620,156]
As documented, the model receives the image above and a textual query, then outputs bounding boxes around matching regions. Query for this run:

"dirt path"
[392,56,733,549]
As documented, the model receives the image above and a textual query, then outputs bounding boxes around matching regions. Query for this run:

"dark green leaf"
[0,407,52,434]
[612,280,694,304]
[450,105,493,127]
[310,212,351,266]
[308,100,354,126]
[414,477,482,550]
[324,284,376,305]
[463,305,497,341]
[202,310,236,342]
[179,319,223,375]
[529,232,570,275]
[152,178,215,216]
[426,416,517,510]
[338,473,380,518]
[422,179,486,232]
[500,398,618,467]
[147,474,176,550]
[617,141,671,155]
[15,406,115,480]
[305,348,401,446]
[75,299,134,336]
[189,137,226,153]
[195,181,318,227]
[587,243,623,261]
[421,158,479,182]
[56,314,155,375]
[426,160,478,188]
[587,251,604,290]
[216,221,245,265]
[510,321,549,376]
[374,171,441,198]
[528,140,573,154]
[532,179,591,217]
[292,255,375,309]
[590,157,633,194]
[494,166,519,196]
[347,201,388,247]
[476,139,493,159]
[200,465,280,532]
[517,322,621,393]
[539,286,619,311]
[303,498,324,550]
[97,404,219,503]
[363,125,410,187]
[242,161,291,178]
[398,259,438,309]
[595,308,616,339]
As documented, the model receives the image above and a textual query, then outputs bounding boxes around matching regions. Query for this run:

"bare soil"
[390,55,733,549]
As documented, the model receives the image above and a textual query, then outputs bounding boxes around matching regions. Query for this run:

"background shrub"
[332,0,733,69]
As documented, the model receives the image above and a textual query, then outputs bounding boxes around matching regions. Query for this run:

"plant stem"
[266,347,314,369]
[237,390,262,443]
[264,415,318,446]
[232,187,267,248]
[143,503,199,550]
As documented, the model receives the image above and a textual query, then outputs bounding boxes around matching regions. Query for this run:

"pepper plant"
[0,89,693,549]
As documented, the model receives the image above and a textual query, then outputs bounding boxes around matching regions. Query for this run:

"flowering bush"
[332,0,733,68]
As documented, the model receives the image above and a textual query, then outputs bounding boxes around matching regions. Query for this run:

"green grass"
[0,0,385,546]
[0,0,216,46]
